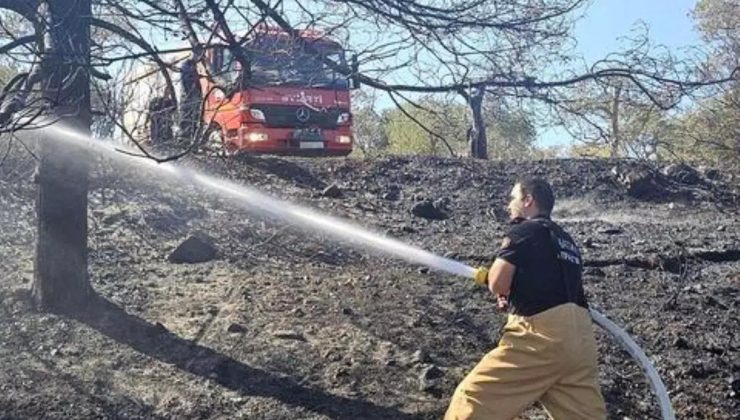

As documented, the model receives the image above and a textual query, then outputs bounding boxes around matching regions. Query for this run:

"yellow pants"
[445,303,607,420]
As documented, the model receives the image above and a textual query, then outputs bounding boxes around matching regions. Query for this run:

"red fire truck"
[123,27,358,156]
[201,28,358,156]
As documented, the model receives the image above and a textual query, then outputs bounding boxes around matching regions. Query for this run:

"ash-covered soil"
[1,148,738,420]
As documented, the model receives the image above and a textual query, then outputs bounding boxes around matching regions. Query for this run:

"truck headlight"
[249,108,266,121]
[337,135,352,144]
[336,112,351,124]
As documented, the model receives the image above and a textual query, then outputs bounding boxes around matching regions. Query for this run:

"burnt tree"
[464,88,487,159]
[31,1,93,311]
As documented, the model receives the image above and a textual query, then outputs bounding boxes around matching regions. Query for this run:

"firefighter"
[445,178,607,420]
[148,95,175,147]
[179,45,204,142]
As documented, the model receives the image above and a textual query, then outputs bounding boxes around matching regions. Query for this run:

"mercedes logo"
[296,107,310,122]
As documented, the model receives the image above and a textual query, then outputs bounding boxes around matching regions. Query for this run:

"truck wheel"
[203,124,226,156]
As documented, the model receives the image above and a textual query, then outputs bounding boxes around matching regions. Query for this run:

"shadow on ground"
[74,293,422,420]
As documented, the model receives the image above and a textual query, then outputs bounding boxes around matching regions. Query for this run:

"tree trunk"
[467,88,487,159]
[609,83,622,158]
[31,0,92,312]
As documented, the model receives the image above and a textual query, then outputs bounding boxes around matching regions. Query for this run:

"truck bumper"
[231,126,353,157]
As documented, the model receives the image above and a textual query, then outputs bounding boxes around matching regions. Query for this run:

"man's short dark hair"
[517,178,555,216]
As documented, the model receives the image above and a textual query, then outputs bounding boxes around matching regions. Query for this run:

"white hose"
[590,309,676,420]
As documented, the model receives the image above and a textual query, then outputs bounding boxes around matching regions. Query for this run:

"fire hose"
[39,122,676,418]
[589,309,676,420]
[472,268,676,420]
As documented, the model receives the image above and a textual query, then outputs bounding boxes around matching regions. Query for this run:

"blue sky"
[155,0,705,150]
[575,0,700,63]
[539,0,702,148]
[360,0,705,149]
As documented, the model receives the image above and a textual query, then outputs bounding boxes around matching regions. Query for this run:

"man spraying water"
[32,124,673,418]
[445,178,607,420]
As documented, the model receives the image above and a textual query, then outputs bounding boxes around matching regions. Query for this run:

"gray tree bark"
[467,88,488,159]
[609,83,622,158]
[31,0,92,312]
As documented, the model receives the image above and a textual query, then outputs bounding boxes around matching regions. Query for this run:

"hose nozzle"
[473,266,489,286]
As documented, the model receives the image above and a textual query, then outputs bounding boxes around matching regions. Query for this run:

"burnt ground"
[1,147,739,420]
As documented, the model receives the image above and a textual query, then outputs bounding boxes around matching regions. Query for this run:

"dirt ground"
[1,147,738,419]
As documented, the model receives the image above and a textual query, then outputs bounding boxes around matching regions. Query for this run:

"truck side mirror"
[350,54,361,90]
[237,59,252,87]
[210,46,223,73]
[244,53,253,83]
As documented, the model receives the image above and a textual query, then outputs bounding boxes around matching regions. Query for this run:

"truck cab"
[202,29,356,156]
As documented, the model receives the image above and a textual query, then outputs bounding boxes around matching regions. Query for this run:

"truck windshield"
[243,37,349,89]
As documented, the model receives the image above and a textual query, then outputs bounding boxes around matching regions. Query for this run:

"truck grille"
[252,105,345,129]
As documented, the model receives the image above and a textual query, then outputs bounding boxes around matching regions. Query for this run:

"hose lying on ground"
[590,309,676,420]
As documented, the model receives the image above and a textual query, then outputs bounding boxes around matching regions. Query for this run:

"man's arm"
[487,258,516,296]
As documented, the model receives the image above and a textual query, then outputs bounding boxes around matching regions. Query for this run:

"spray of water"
[36,126,680,418]
[45,124,476,279]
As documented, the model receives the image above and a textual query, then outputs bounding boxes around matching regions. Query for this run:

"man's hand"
[496,294,509,312]
[473,266,489,286]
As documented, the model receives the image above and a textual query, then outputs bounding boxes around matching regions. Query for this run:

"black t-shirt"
[496,216,588,316]
[180,59,201,98]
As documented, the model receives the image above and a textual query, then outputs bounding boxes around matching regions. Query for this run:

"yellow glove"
[473,266,489,286]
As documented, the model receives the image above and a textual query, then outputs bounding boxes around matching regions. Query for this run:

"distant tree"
[660,0,740,169]
[484,99,538,160]
[532,144,567,159]
[567,143,612,158]
[350,90,389,157]
[381,94,540,160]
[460,87,487,159]
[553,75,670,158]
[693,0,739,73]
[384,97,468,156]
[662,90,739,169]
